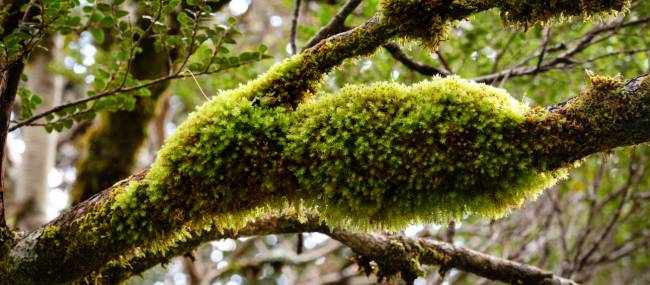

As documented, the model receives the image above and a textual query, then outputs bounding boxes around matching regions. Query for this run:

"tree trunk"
[11,36,64,232]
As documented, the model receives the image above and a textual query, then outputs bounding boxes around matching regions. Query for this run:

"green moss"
[535,74,650,168]
[497,0,630,27]
[98,76,576,239]
[287,77,566,230]
[71,95,161,204]
[379,0,630,48]
[379,0,490,49]
[40,226,61,241]
[82,76,572,252]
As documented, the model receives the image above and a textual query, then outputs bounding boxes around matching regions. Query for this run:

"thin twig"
[186,70,209,100]
[536,27,552,71]
[302,0,362,50]
[290,0,302,55]
[9,59,259,131]
[383,43,450,76]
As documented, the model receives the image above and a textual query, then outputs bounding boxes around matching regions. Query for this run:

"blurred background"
[4,0,650,284]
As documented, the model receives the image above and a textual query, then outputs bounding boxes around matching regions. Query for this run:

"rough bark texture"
[0,0,31,229]
[330,230,578,285]
[0,62,22,229]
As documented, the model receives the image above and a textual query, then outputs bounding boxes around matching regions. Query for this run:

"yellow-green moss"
[379,0,490,49]
[287,77,566,230]
[99,77,570,240]
[379,0,630,48]
[497,0,630,26]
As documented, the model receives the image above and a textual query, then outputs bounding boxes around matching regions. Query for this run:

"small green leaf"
[258,44,268,53]
[138,88,151,97]
[188,62,204,71]
[116,10,129,18]
[63,119,73,129]
[31,95,43,105]
[90,28,105,44]
[100,16,115,27]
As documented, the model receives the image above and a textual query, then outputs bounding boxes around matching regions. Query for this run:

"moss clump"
[379,0,487,49]
[287,77,566,230]
[102,77,570,240]
[108,93,296,244]
[497,0,630,27]
[379,0,630,48]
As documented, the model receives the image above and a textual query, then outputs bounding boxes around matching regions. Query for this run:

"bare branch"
[383,43,450,76]
[8,59,260,131]
[302,0,362,50]
[290,0,302,55]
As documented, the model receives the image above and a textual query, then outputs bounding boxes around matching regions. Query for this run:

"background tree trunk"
[11,36,64,232]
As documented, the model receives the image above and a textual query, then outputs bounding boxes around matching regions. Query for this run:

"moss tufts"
[94,76,572,244]
[287,77,566,230]
[378,0,630,48]
[497,0,630,27]
[379,0,488,49]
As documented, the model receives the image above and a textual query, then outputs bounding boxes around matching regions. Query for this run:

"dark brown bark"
[0,0,31,229]
[0,62,24,228]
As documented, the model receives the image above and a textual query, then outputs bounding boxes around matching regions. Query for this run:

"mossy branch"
[3,73,649,284]
[0,1,636,283]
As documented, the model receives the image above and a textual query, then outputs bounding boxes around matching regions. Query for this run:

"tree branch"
[0,1,637,284]
[302,0,362,50]
[290,0,302,55]
[94,213,578,285]
[383,42,450,76]
[4,71,648,284]
[330,230,578,285]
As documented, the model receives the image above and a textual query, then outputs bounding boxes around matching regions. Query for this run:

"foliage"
[4,0,271,132]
